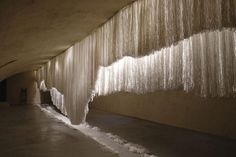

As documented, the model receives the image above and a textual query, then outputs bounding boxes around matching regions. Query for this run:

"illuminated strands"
[37,0,236,124]
[95,29,236,97]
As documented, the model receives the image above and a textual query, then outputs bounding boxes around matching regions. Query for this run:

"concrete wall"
[90,91,236,139]
[7,71,40,105]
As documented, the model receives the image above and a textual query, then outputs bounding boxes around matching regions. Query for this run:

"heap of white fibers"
[95,29,236,97]
[37,104,157,157]
[36,0,236,124]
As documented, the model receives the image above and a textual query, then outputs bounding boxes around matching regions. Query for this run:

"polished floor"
[0,103,117,157]
[1,103,236,157]
[87,108,236,157]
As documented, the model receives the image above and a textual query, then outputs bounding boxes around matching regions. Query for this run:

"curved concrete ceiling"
[0,0,135,80]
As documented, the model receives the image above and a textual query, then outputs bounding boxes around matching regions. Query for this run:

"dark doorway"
[20,88,27,104]
[0,80,6,101]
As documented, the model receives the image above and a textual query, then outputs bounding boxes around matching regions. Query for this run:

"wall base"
[90,91,236,139]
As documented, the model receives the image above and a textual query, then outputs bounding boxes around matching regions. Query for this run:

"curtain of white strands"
[37,0,236,124]
[95,29,236,97]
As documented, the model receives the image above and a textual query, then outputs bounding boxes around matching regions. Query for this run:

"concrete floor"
[1,102,236,157]
[87,108,236,157]
[0,103,117,157]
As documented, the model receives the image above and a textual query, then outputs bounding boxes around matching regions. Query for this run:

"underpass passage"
[0,103,117,157]
[87,108,236,157]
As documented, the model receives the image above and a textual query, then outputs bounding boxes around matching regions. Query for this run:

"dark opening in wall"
[0,80,7,101]
[20,88,27,103]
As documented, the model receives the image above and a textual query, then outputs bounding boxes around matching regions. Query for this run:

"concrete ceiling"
[0,0,135,80]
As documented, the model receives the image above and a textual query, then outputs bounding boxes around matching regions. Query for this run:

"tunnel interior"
[0,0,236,156]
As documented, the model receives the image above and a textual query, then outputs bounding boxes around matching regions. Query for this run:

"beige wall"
[7,71,40,105]
[90,91,236,139]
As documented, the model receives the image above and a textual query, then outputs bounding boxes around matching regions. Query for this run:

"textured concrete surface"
[0,0,135,80]
[0,103,117,157]
[87,108,236,157]
[7,72,40,105]
[91,91,236,139]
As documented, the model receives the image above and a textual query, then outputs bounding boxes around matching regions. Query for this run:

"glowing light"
[36,0,236,124]
[39,80,47,91]
[39,81,67,115]
[66,47,73,63]
[55,60,59,72]
[95,30,236,97]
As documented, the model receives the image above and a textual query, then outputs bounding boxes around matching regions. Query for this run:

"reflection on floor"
[87,108,236,157]
[0,103,117,157]
[1,102,235,157]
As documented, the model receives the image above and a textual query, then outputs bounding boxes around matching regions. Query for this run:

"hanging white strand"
[36,0,236,124]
